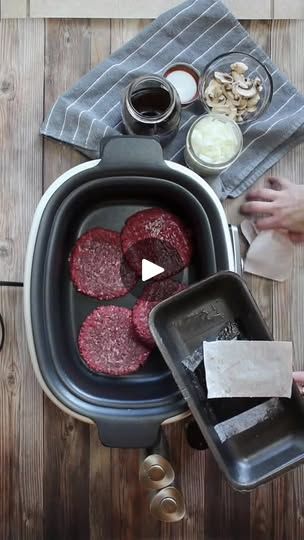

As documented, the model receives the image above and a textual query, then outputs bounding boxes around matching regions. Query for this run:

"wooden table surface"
[0,16,304,540]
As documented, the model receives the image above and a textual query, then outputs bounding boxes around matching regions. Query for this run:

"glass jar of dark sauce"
[122,75,181,146]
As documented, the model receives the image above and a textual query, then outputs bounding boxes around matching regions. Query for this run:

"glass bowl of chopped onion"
[185,113,243,176]
[199,52,273,124]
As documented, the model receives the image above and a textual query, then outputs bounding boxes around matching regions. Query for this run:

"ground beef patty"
[78,306,151,376]
[70,228,137,300]
[133,279,186,348]
[121,208,192,279]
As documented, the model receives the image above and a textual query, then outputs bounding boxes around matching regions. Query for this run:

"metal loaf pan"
[150,271,304,490]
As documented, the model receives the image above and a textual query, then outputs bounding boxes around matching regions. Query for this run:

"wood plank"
[246,19,304,540]
[111,447,161,540]
[89,426,113,540]
[0,19,44,282]
[241,20,275,540]
[143,421,204,540]
[223,20,273,540]
[43,20,92,540]
[90,19,111,66]
[0,286,43,539]
[43,400,90,540]
[87,19,113,540]
[270,22,304,540]
[204,454,250,540]
[161,421,206,540]
[236,19,273,329]
[110,18,151,54]
[274,0,304,20]
[1,0,27,18]
[29,0,272,19]
[43,19,92,189]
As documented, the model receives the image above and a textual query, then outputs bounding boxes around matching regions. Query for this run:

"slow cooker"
[24,137,240,449]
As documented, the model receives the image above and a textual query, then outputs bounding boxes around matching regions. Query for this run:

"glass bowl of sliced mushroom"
[199,52,273,124]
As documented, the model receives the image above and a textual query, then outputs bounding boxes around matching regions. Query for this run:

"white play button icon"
[141,259,165,282]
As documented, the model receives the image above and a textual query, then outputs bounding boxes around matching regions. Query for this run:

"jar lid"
[163,63,200,107]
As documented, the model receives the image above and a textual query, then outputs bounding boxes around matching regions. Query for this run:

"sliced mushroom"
[205,79,223,98]
[231,84,240,99]
[237,79,253,90]
[226,90,238,101]
[212,103,233,115]
[231,71,245,84]
[211,103,231,112]
[247,93,261,107]
[239,98,249,110]
[231,62,248,75]
[212,103,237,120]
[254,77,262,87]
[227,109,238,121]
[226,93,242,109]
[205,95,223,108]
[237,85,258,99]
[204,61,264,122]
[205,95,214,108]
[214,71,233,84]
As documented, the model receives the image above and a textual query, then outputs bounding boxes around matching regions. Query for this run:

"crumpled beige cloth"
[241,220,294,282]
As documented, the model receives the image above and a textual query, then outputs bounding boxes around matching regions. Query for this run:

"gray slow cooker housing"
[24,137,237,448]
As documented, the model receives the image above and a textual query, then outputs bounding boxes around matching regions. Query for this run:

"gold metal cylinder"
[139,454,175,490]
[149,486,186,522]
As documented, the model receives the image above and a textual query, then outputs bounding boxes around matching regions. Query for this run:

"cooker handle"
[94,415,161,449]
[99,136,166,174]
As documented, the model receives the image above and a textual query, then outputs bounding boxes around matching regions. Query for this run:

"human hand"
[240,177,304,243]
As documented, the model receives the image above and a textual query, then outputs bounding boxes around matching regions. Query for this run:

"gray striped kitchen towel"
[41,0,304,199]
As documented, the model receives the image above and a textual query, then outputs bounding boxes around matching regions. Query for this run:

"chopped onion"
[190,116,239,164]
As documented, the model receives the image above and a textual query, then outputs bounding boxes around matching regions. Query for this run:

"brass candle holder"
[139,453,175,490]
[149,486,186,523]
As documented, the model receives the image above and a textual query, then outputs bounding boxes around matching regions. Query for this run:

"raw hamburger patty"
[133,280,186,348]
[78,306,151,376]
[121,208,192,279]
[70,228,137,300]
